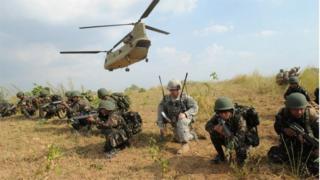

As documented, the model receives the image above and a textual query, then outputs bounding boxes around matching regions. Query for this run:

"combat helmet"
[285,93,308,109]
[65,91,72,98]
[289,76,299,84]
[16,91,24,98]
[97,88,109,99]
[167,79,182,90]
[98,100,116,111]
[214,97,234,111]
[71,91,81,97]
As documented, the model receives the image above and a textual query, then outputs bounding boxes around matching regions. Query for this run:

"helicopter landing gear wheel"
[145,58,149,63]
[125,67,130,72]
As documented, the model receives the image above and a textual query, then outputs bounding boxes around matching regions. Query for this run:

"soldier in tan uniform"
[157,79,198,154]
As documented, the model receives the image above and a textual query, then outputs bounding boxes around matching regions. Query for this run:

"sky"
[0,0,318,92]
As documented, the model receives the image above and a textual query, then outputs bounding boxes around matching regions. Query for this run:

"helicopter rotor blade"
[79,23,134,29]
[60,51,108,54]
[139,0,160,21]
[145,25,169,35]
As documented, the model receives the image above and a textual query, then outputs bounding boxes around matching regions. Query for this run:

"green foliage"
[281,135,311,178]
[148,137,169,176]
[230,151,263,179]
[210,72,219,81]
[46,144,63,170]
[31,84,50,96]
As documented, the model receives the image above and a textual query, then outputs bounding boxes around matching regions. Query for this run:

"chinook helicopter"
[60,0,169,72]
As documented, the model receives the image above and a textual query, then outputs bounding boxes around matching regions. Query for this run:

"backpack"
[110,93,131,112]
[235,103,260,147]
[122,111,142,137]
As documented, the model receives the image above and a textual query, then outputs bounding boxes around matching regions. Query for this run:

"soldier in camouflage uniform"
[62,91,91,131]
[0,99,16,118]
[97,88,130,113]
[157,79,198,154]
[64,91,74,106]
[16,92,37,118]
[268,93,319,176]
[205,97,248,165]
[37,89,52,118]
[97,88,113,101]
[87,100,129,158]
[284,76,311,102]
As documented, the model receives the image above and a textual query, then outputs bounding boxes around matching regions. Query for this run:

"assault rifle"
[41,101,63,109]
[179,73,188,112]
[217,118,239,149]
[287,122,319,148]
[69,111,98,123]
[158,75,165,99]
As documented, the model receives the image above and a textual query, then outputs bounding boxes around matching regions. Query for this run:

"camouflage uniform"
[16,92,37,118]
[37,90,52,118]
[205,97,248,165]
[98,88,113,101]
[268,93,319,176]
[95,100,129,157]
[97,88,131,112]
[284,77,311,101]
[157,93,198,143]
[41,94,64,119]
[0,101,16,118]
[66,91,91,130]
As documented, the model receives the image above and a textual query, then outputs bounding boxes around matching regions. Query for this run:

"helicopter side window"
[136,40,151,48]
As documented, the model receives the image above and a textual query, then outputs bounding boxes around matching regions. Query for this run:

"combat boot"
[210,154,226,164]
[177,143,190,154]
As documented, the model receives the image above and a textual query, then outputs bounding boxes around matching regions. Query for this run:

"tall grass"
[299,67,319,94]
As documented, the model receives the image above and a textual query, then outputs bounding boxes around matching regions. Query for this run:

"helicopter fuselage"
[104,23,151,71]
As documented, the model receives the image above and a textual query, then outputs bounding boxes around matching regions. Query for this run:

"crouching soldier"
[268,93,319,176]
[62,91,92,131]
[205,97,255,166]
[87,100,130,158]
[284,76,311,102]
[37,89,52,119]
[97,88,131,113]
[157,78,198,154]
[0,100,16,118]
[16,92,37,118]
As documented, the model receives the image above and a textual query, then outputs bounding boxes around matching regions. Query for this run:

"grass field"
[0,68,318,179]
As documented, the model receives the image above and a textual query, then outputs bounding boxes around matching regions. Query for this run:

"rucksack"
[235,103,260,129]
[235,103,260,147]
[122,111,142,137]
[110,93,131,112]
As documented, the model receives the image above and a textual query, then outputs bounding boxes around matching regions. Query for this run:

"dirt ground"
[0,76,318,180]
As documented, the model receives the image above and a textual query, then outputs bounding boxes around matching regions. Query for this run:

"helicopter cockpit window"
[136,40,151,48]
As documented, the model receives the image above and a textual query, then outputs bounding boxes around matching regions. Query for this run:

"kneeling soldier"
[157,78,198,154]
[205,97,249,166]
[63,91,91,131]
[88,100,130,158]
[268,93,319,176]
[16,92,37,118]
